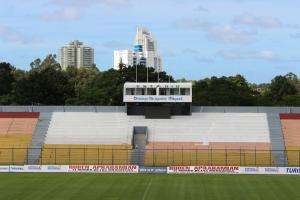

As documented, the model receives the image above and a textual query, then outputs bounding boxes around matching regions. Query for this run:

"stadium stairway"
[267,113,288,166]
[27,113,52,164]
[131,126,148,165]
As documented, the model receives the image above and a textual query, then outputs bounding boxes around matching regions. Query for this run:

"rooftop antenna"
[147,66,149,83]
[135,65,138,83]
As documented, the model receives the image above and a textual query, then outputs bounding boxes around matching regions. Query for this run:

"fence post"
[225,148,228,166]
[126,149,128,165]
[298,149,300,167]
[68,148,71,165]
[152,147,154,167]
[196,149,198,165]
[167,148,169,166]
[12,148,14,165]
[111,148,114,164]
[27,148,29,165]
[84,148,86,165]
[40,148,43,165]
[172,148,174,165]
[97,147,100,165]
[254,147,257,166]
[54,147,57,164]
[239,148,242,166]
[269,148,272,166]
[210,148,212,166]
[181,147,183,165]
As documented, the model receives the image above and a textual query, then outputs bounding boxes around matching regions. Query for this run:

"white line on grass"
[142,177,153,200]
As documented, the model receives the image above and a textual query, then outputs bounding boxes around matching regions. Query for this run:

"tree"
[268,75,297,103]
[14,55,74,105]
[0,62,15,95]
[193,75,256,106]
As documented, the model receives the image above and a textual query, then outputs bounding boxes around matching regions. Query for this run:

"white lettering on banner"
[68,165,139,173]
[167,166,240,174]
[124,95,191,103]
[0,166,9,172]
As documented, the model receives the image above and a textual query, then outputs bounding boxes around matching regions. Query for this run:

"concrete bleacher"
[0,112,39,164]
[133,113,272,166]
[280,114,300,166]
[0,106,299,166]
[41,112,132,164]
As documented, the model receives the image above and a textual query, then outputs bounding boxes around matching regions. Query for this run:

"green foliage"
[193,75,256,106]
[0,62,15,95]
[0,56,299,106]
[267,75,297,103]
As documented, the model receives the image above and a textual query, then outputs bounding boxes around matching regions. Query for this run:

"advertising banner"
[167,166,240,174]
[42,165,68,173]
[23,165,69,173]
[9,165,25,172]
[139,167,167,174]
[0,166,9,172]
[68,165,139,173]
[284,167,300,175]
[239,167,300,175]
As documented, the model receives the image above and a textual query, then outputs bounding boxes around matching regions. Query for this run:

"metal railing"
[0,148,299,167]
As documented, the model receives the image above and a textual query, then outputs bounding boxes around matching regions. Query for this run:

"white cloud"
[183,48,214,63]
[0,25,42,45]
[233,14,283,29]
[173,18,211,29]
[42,0,131,21]
[194,5,208,12]
[174,18,257,44]
[217,49,279,61]
[42,7,80,21]
[207,25,257,44]
[102,40,130,49]
[290,33,300,39]
[49,0,131,7]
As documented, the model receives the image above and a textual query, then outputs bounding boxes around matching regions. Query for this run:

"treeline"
[0,55,299,106]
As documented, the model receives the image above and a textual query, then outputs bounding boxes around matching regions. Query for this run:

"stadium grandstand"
[0,82,299,167]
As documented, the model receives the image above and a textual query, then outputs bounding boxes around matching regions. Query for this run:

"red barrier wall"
[280,114,300,120]
[0,112,40,118]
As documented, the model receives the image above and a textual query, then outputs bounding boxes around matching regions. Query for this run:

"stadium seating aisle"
[280,114,300,166]
[0,112,39,164]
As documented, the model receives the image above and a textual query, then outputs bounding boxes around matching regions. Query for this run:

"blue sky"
[0,0,299,83]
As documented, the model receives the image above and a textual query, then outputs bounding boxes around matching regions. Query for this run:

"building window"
[136,88,146,95]
[170,88,179,95]
[126,88,135,95]
[159,88,167,95]
[180,88,190,95]
[147,88,156,95]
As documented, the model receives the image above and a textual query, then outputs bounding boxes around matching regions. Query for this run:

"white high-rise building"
[60,40,94,69]
[113,27,163,72]
[114,50,133,70]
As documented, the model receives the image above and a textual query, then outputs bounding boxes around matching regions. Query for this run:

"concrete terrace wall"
[0,106,299,113]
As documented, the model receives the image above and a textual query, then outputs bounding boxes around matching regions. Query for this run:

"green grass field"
[0,173,299,200]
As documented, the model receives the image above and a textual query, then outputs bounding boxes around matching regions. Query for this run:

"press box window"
[126,88,135,95]
[147,88,156,95]
[136,88,146,95]
[170,88,179,95]
[180,88,190,95]
[159,88,169,95]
